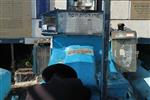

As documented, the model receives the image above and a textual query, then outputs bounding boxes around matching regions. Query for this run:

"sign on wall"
[131,0,150,19]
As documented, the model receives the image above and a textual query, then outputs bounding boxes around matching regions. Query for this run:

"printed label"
[126,33,135,37]
[67,49,94,55]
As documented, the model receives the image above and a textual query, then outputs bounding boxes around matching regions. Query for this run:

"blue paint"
[0,68,11,100]
[48,48,65,65]
[52,35,102,63]
[48,35,131,99]
[138,38,150,44]
[108,60,117,73]
[127,67,150,100]
[48,35,102,99]
[107,73,129,99]
[36,0,50,18]
[49,45,97,87]
[108,49,117,73]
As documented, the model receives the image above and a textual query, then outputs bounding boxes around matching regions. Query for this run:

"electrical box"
[111,30,137,72]
[57,12,103,35]
[42,11,103,35]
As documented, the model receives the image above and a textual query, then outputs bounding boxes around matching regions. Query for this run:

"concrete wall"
[54,0,67,9]
[111,1,130,19]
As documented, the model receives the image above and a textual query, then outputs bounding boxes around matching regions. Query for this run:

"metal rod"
[11,44,15,73]
[101,0,111,99]
[67,0,70,10]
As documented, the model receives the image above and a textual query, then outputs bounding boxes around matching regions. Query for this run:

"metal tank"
[111,24,137,72]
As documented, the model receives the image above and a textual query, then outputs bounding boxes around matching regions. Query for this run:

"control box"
[41,11,103,35]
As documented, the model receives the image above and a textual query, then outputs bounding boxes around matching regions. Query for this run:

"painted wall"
[110,0,150,38]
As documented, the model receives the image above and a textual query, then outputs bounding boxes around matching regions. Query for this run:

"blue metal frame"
[36,0,50,18]
[101,0,111,99]
[0,38,24,44]
[138,38,150,44]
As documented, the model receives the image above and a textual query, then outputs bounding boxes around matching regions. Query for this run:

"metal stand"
[11,43,15,74]
[101,0,111,99]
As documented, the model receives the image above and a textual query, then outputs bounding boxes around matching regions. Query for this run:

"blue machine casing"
[48,36,102,100]
[50,35,102,63]
[107,73,129,99]
[108,54,130,99]
[64,45,97,87]
[127,66,150,100]
[0,68,11,100]
[48,35,131,99]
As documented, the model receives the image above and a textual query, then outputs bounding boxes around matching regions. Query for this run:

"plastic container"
[0,68,11,100]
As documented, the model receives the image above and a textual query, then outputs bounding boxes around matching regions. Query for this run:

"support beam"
[11,44,15,73]
[101,0,111,99]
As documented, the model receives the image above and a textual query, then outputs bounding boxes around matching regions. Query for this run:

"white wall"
[111,1,130,19]
[54,0,67,9]
[32,19,43,37]
[110,0,150,38]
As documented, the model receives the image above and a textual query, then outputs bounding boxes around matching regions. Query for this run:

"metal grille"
[33,45,50,74]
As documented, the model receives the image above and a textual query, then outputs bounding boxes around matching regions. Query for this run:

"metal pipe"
[101,0,111,99]
[11,44,15,74]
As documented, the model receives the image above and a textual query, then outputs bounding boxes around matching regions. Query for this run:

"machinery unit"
[39,0,135,100]
[111,25,137,72]
[1,0,148,100]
